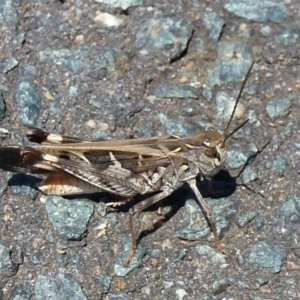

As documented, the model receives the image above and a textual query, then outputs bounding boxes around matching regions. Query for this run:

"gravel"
[0,0,299,299]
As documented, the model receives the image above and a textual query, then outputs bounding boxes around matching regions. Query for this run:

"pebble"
[15,82,42,126]
[224,0,289,23]
[249,240,286,273]
[266,98,292,120]
[35,273,87,300]
[135,13,193,60]
[45,196,94,240]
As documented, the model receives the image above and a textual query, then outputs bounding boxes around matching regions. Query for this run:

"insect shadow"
[3,168,237,250]
[6,174,43,197]
[123,169,238,246]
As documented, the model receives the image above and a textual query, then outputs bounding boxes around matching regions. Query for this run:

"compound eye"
[203,146,216,158]
[203,145,221,161]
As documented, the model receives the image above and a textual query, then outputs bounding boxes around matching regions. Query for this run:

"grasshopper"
[0,61,254,265]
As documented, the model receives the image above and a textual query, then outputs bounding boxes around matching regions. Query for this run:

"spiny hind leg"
[188,179,229,257]
[124,189,173,266]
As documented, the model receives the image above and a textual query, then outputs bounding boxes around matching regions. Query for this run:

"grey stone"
[94,0,143,10]
[15,82,42,126]
[175,196,237,241]
[277,195,300,224]
[135,13,193,60]
[94,274,112,292]
[114,236,145,276]
[0,242,18,277]
[215,91,240,122]
[2,57,19,73]
[266,97,291,119]
[35,273,87,300]
[39,49,85,73]
[226,148,248,169]
[88,48,131,80]
[271,156,288,177]
[200,85,213,102]
[249,240,286,273]
[275,29,299,46]
[236,210,259,227]
[212,277,235,295]
[9,174,40,199]
[203,9,225,42]
[195,245,227,265]
[242,166,259,184]
[9,284,32,300]
[224,0,289,23]
[45,196,94,240]
[0,0,18,30]
[210,42,254,86]
[152,83,199,99]
[260,25,272,37]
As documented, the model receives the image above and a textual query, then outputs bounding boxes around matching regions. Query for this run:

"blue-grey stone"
[194,37,205,54]
[55,253,68,267]
[203,9,225,42]
[254,214,265,230]
[226,148,249,169]
[277,195,300,224]
[15,81,42,126]
[30,250,48,266]
[284,122,293,137]
[212,277,235,295]
[0,242,18,277]
[200,85,213,102]
[94,274,112,292]
[39,48,72,62]
[175,289,188,300]
[210,42,254,86]
[114,236,145,276]
[9,284,32,300]
[260,25,272,37]
[94,0,143,10]
[215,91,240,122]
[107,294,131,300]
[88,48,131,80]
[96,201,107,217]
[275,29,299,46]
[194,293,217,300]
[9,174,40,199]
[249,240,286,273]
[35,273,87,300]
[158,114,198,137]
[180,100,201,117]
[152,83,199,99]
[175,195,237,241]
[2,57,19,73]
[45,196,94,240]
[195,245,227,265]
[236,210,259,227]
[237,280,251,290]
[247,109,260,125]
[23,64,38,76]
[38,49,85,73]
[242,166,259,184]
[224,0,289,23]
[271,156,288,177]
[0,0,18,29]
[135,13,193,60]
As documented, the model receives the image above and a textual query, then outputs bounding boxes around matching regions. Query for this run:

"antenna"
[223,60,255,138]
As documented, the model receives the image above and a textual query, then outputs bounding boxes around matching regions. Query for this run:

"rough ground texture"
[0,0,299,299]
